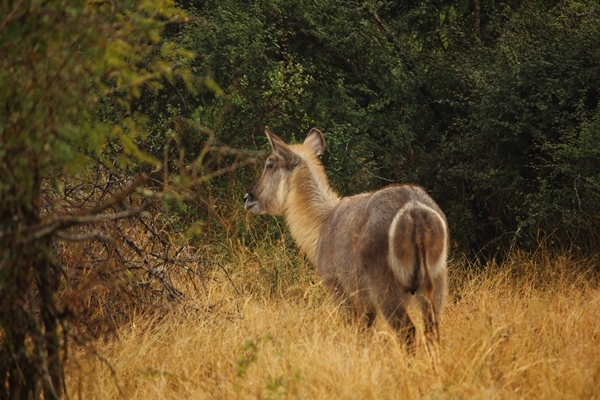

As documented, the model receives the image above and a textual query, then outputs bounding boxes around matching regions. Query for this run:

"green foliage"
[236,338,260,378]
[0,0,193,397]
[443,0,600,253]
[165,0,600,257]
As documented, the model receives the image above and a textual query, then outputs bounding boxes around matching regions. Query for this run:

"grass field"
[64,234,600,400]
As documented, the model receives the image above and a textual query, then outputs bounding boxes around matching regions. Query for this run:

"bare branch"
[15,208,144,245]
[2,174,147,243]
[208,145,266,158]
[194,158,261,183]
[86,173,147,215]
[55,230,115,243]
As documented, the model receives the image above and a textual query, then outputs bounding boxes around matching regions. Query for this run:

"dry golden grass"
[64,240,600,399]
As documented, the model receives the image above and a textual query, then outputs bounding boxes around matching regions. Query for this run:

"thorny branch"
[1,174,148,244]
[47,165,242,331]
[55,229,115,243]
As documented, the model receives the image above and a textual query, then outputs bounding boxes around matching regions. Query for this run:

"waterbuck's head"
[243,127,325,216]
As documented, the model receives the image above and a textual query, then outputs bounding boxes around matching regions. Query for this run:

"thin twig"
[0,0,27,34]
[55,230,115,243]
[87,174,147,215]
[15,208,144,244]
[2,174,147,243]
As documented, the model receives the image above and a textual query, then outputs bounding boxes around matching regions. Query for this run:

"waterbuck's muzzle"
[244,192,258,211]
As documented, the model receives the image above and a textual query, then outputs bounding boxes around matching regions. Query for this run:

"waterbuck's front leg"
[323,275,377,329]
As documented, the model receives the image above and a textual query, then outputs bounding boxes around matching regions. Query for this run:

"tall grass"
[59,183,600,399]
[64,231,600,399]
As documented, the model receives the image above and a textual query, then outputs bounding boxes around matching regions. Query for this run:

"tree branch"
[1,174,147,244]
[55,230,115,243]
[0,0,27,34]
[16,209,144,245]
[86,173,147,215]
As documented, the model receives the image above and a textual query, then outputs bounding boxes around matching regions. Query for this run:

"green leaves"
[178,0,600,256]
[0,0,194,397]
[0,0,194,182]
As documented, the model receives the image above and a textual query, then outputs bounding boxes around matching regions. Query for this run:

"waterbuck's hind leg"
[384,194,447,360]
[417,274,443,344]
[412,202,447,347]
[431,267,447,341]
[417,247,447,346]
[417,266,447,373]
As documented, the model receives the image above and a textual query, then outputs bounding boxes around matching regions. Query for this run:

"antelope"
[244,127,448,355]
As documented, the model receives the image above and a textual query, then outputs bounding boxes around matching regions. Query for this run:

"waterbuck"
[244,127,448,354]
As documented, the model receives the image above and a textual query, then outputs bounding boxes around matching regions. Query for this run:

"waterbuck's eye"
[265,159,275,170]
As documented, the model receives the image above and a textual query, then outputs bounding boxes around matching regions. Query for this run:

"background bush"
[147,0,600,258]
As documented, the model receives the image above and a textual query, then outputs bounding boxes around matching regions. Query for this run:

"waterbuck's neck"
[283,161,340,264]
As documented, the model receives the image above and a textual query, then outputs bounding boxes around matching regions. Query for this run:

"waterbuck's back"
[315,184,448,320]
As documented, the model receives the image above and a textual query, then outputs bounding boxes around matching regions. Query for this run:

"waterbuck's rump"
[316,184,447,346]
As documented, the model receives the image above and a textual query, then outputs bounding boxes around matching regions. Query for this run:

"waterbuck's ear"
[265,126,298,165]
[304,128,325,156]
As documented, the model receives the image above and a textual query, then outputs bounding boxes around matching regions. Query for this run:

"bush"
[167,0,600,258]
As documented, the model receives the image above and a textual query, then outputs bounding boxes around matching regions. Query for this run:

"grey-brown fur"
[244,127,448,353]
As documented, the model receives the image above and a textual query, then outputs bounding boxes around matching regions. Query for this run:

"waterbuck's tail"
[387,201,448,341]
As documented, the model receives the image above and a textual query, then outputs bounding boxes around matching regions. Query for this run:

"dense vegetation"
[1,0,599,397]
[150,0,600,257]
[0,1,194,397]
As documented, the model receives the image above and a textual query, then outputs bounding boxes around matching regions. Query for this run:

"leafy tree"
[0,0,192,397]
[443,1,600,253]
[173,0,600,257]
